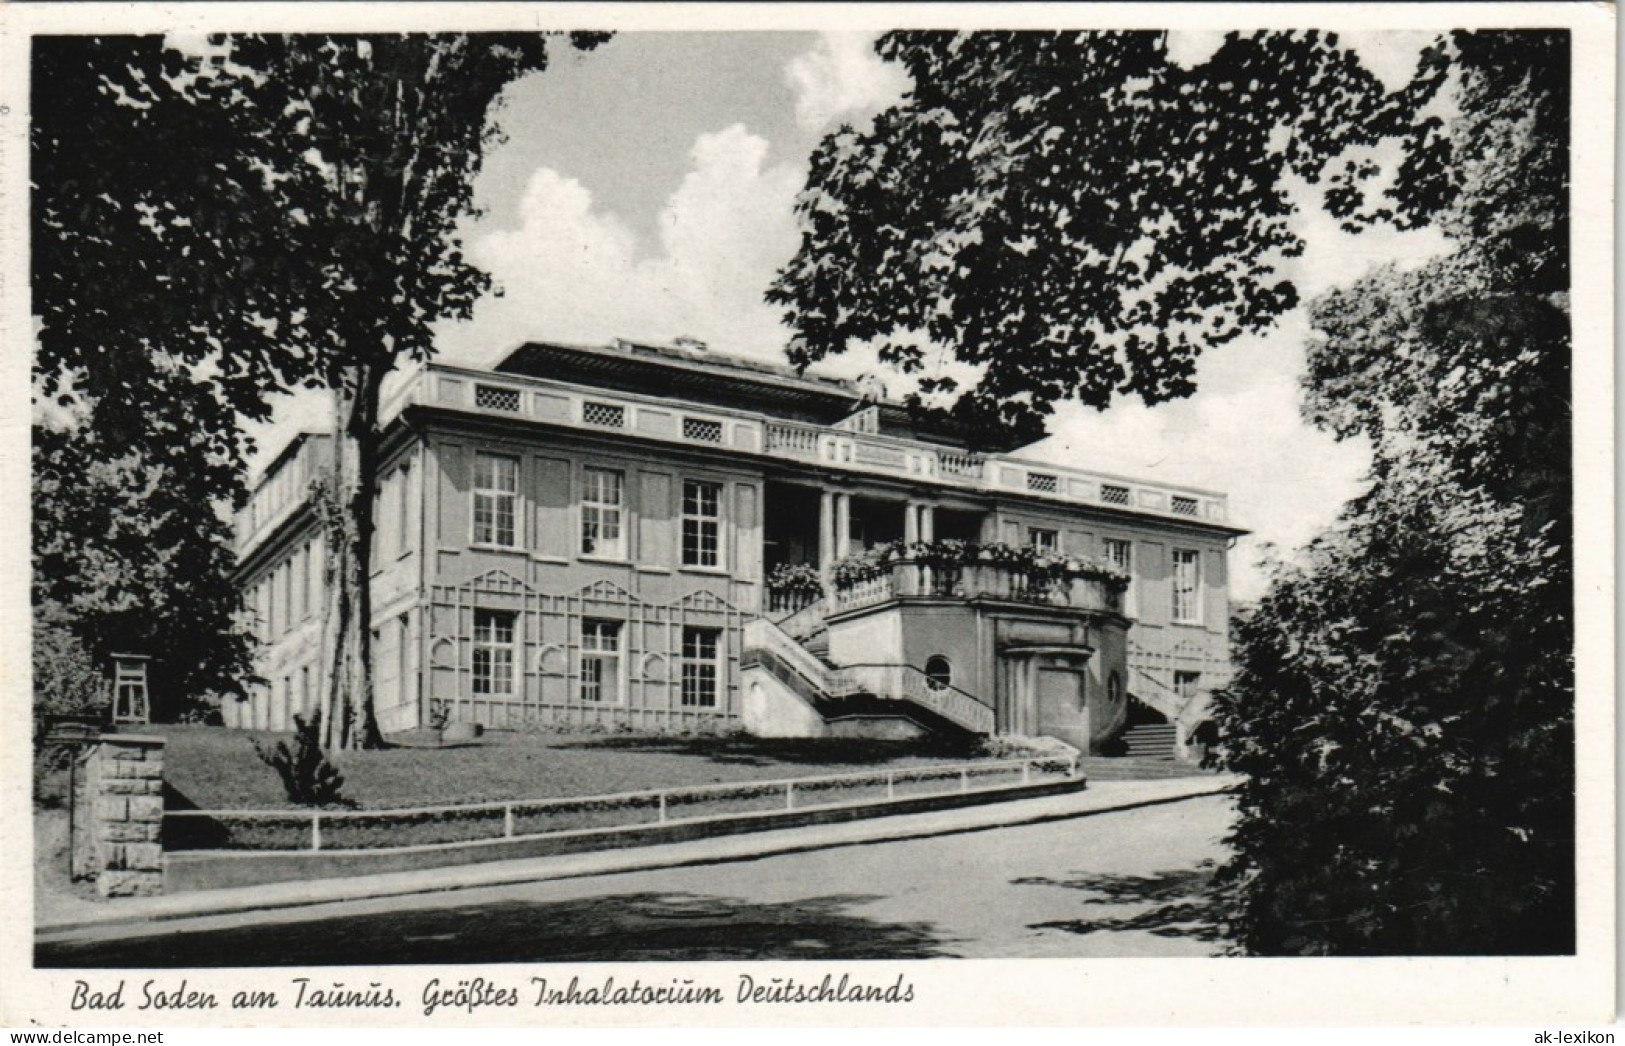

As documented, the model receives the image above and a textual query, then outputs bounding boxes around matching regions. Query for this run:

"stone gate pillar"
[72,735,166,897]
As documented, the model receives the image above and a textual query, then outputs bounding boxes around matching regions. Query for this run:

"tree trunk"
[320,362,388,750]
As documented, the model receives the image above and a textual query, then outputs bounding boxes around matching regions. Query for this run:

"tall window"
[398,613,411,706]
[680,627,721,707]
[473,453,519,547]
[579,619,623,703]
[309,534,325,614]
[396,463,413,555]
[472,610,516,696]
[1103,538,1133,614]
[1172,549,1201,623]
[283,560,296,632]
[1028,527,1059,552]
[580,468,626,557]
[296,546,309,621]
[256,581,269,641]
[681,480,722,568]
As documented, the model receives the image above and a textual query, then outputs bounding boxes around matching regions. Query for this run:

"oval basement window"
[1108,671,1124,703]
[925,655,952,692]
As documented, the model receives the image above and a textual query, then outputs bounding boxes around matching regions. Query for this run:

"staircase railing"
[830,663,996,735]
[769,596,827,642]
[1128,668,1189,724]
[743,618,843,695]
[743,620,996,735]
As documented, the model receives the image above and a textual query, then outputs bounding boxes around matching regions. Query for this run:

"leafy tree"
[1209,31,1572,955]
[32,35,308,717]
[771,28,1573,954]
[768,31,1441,444]
[32,32,607,748]
[32,420,255,721]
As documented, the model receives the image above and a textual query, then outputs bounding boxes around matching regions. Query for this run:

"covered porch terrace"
[762,480,985,615]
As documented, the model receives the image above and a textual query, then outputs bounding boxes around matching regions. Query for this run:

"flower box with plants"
[829,539,1130,606]
[766,563,825,613]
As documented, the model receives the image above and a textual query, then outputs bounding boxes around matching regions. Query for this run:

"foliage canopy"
[32,32,607,740]
[1210,30,1572,955]
[769,30,1443,444]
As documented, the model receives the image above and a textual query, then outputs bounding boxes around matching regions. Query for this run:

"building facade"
[229,340,1244,757]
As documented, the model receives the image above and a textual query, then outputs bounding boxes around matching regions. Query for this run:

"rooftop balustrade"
[390,365,1233,528]
[244,362,1232,556]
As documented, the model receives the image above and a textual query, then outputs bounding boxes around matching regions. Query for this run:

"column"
[920,504,936,543]
[76,736,166,897]
[904,501,919,544]
[818,490,835,574]
[835,493,852,559]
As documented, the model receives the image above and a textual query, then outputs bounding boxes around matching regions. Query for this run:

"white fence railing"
[163,755,1080,854]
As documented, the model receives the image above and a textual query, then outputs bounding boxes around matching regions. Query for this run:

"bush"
[33,623,106,719]
[252,711,348,806]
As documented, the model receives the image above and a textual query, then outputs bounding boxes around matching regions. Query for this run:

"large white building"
[229,339,1243,758]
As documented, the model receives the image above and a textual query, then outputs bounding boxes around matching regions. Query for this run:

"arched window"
[1108,671,1124,704]
[925,655,953,692]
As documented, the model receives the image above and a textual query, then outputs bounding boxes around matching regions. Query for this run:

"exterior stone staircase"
[743,616,995,737]
[747,612,1210,771]
[1120,721,1179,761]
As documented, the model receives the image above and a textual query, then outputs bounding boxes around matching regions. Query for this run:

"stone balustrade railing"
[831,560,1124,616]
[371,366,1230,528]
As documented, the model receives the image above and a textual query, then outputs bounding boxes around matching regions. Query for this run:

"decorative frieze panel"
[424,571,747,731]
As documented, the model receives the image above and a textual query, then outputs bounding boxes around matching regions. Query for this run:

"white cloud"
[785,32,910,131]
[1021,321,1372,604]
[1342,31,1438,92]
[436,124,802,367]
[1164,30,1228,70]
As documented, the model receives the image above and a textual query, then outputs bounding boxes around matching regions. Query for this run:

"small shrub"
[33,623,106,719]
[252,711,348,806]
[428,699,452,731]
[177,701,224,726]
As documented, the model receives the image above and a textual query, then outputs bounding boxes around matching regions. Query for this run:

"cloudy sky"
[252,30,1446,602]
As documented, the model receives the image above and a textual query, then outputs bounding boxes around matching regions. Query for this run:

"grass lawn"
[153,724,997,812]
[36,727,1056,857]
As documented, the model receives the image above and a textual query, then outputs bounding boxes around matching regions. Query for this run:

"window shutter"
[1204,549,1226,631]
[734,483,759,580]
[1140,542,1168,625]
[309,533,325,612]
[437,442,468,549]
[639,471,673,566]
[532,457,571,557]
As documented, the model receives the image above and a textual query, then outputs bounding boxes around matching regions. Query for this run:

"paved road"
[38,794,1234,965]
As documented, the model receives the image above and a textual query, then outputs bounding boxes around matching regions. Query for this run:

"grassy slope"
[155,725,989,812]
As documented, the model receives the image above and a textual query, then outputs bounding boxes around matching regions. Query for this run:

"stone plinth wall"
[72,735,166,897]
